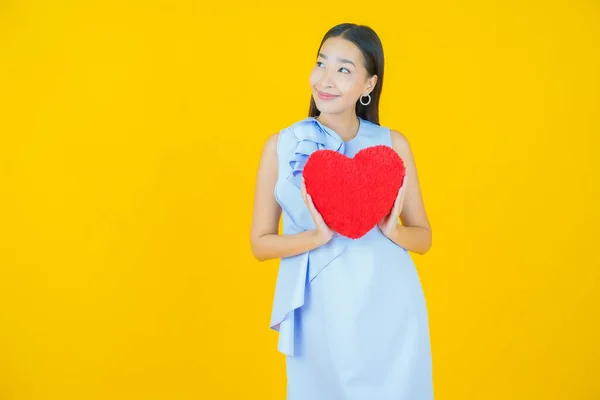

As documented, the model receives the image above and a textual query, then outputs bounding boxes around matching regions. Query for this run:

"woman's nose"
[319,70,334,88]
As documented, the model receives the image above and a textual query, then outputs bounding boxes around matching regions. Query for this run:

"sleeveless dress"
[270,116,433,400]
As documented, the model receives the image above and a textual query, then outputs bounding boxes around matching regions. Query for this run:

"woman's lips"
[317,91,340,100]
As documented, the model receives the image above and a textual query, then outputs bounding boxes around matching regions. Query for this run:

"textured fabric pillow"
[303,145,406,239]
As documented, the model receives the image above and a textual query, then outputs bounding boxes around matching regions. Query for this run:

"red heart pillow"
[303,145,406,239]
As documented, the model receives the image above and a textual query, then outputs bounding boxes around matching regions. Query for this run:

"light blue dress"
[271,116,433,400]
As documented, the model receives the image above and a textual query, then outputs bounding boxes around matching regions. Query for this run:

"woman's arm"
[388,130,432,255]
[250,133,327,261]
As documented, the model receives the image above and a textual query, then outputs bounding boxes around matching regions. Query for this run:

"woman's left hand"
[378,176,407,238]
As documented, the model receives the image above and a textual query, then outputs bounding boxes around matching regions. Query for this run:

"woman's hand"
[378,176,408,239]
[301,176,334,246]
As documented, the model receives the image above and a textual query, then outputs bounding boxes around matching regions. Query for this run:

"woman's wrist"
[382,221,400,240]
[385,224,432,255]
[310,229,330,248]
[385,222,403,244]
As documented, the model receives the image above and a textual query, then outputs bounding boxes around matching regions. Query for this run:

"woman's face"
[309,36,376,115]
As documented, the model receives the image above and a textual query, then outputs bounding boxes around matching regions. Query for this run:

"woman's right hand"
[301,176,334,246]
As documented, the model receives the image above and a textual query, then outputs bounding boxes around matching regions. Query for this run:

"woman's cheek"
[348,80,363,97]
[309,68,321,87]
[336,79,354,94]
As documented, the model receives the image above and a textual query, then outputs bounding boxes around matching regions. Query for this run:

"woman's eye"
[339,67,350,73]
[316,61,325,68]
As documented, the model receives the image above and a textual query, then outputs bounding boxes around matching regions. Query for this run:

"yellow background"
[1,1,599,399]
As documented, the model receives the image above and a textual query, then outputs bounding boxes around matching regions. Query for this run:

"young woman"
[250,23,433,399]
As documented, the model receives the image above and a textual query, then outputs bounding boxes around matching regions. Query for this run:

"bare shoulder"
[265,132,279,150]
[260,132,280,159]
[389,129,413,159]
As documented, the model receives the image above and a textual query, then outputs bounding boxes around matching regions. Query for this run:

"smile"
[317,91,340,101]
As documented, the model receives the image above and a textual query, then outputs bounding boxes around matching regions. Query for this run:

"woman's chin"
[314,102,345,115]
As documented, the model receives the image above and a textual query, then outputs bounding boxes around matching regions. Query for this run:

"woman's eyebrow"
[318,52,356,67]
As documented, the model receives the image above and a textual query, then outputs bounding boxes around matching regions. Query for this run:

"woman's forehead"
[319,37,363,62]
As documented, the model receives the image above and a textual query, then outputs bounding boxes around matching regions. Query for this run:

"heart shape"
[303,145,406,239]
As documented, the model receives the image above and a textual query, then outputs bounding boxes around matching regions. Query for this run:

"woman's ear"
[367,75,378,94]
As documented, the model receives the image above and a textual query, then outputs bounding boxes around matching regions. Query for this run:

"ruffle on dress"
[270,118,355,356]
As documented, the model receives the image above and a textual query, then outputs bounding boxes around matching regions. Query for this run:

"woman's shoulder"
[388,128,415,160]
[261,117,310,147]
[262,117,312,156]
[281,117,316,135]
[271,117,319,147]
[264,131,280,150]
[389,128,410,148]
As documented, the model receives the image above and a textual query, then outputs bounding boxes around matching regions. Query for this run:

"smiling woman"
[250,23,433,400]
[309,25,385,128]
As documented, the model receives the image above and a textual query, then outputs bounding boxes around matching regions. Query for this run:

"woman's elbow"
[250,238,269,262]
[253,251,269,262]
[250,243,263,261]
[421,228,432,255]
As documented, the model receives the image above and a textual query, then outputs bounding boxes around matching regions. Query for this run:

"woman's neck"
[316,111,360,142]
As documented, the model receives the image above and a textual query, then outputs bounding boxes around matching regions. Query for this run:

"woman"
[250,23,433,399]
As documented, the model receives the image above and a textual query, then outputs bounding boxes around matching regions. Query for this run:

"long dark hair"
[308,23,385,125]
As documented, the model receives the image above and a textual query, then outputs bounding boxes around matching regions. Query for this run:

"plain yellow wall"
[1,1,599,399]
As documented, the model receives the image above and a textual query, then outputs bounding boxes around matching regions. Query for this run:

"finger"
[300,180,307,202]
[401,176,408,192]
[307,194,318,214]
[397,194,406,214]
[399,177,406,194]
[387,203,397,223]
[391,194,398,212]
[398,182,406,200]
[391,185,403,216]
[307,194,325,222]
[399,179,407,199]
[394,186,403,207]
[307,194,319,221]
[392,199,400,218]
